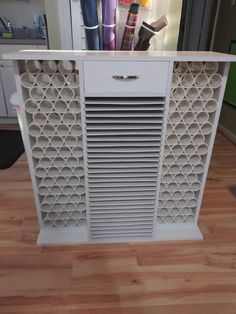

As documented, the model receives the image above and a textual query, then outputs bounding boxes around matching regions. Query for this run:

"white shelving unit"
[4,50,236,245]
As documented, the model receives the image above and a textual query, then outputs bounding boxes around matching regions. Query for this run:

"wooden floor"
[0,132,236,314]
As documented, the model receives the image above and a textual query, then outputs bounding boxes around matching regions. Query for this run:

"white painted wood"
[83,61,169,97]
[0,74,7,117]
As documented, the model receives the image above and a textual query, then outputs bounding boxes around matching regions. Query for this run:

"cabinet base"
[37,224,203,245]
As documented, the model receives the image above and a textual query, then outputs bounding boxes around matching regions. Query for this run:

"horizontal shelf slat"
[87,130,163,136]
[88,162,158,169]
[86,124,163,130]
[87,147,161,153]
[88,158,159,163]
[89,200,155,206]
[86,106,164,111]
[87,136,162,142]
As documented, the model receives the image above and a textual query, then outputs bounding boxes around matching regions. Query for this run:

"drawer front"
[83,61,170,96]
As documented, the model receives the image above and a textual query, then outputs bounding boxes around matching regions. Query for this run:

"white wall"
[0,0,45,28]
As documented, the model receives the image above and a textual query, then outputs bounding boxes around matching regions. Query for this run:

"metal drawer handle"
[112,75,139,81]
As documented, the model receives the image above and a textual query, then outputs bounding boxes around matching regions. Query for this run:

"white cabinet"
[0,64,17,117]
[5,50,236,245]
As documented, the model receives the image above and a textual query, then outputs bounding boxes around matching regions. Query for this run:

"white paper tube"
[191,181,201,191]
[41,203,51,212]
[42,124,55,136]
[60,87,75,101]
[48,212,58,220]
[164,145,171,155]
[48,112,61,125]
[71,125,82,136]
[78,202,86,212]
[69,100,80,113]
[48,167,60,177]
[167,182,178,192]
[21,72,35,88]
[183,191,194,200]
[185,215,195,223]
[166,123,173,135]
[209,73,222,89]
[51,73,66,88]
[54,100,67,113]
[28,124,41,137]
[205,99,217,113]
[159,183,166,192]
[45,195,56,203]
[182,111,195,124]
[53,157,65,167]
[40,157,52,168]
[198,143,208,155]
[26,60,41,74]
[64,185,74,195]
[179,182,190,192]
[50,185,61,195]
[172,144,183,155]
[51,136,63,147]
[163,216,173,224]
[172,191,182,200]
[35,167,47,178]
[64,203,74,211]
[192,134,205,145]
[68,176,80,185]
[33,112,47,125]
[55,176,67,186]
[43,219,54,228]
[159,208,169,216]
[185,144,195,155]
[67,157,78,167]
[72,146,83,158]
[59,147,71,158]
[194,163,204,174]
[175,123,186,135]
[174,173,185,184]
[182,164,192,175]
[164,154,175,164]
[62,112,76,124]
[189,154,201,164]
[39,100,53,113]
[201,122,213,135]
[174,62,189,75]
[167,134,178,145]
[171,208,180,216]
[177,154,188,164]
[178,99,190,112]
[45,147,57,158]
[181,73,194,88]
[42,177,54,187]
[189,62,203,75]
[45,87,59,101]
[204,62,218,75]
[67,73,80,88]
[25,99,38,114]
[180,134,191,145]
[165,200,175,209]
[196,111,209,124]
[61,167,73,176]
[65,135,77,147]
[188,198,197,207]
[186,173,198,183]
[36,73,50,88]
[74,166,85,177]
[169,164,180,175]
[30,87,44,101]
[71,211,82,220]
[67,219,77,226]
[172,87,185,101]
[37,135,50,147]
[56,125,70,136]
[181,207,192,215]
[174,215,185,223]
[32,146,44,158]
[57,195,69,203]
[186,87,199,101]
[171,73,181,88]
[192,99,204,112]
[42,60,57,74]
[55,219,65,227]
[188,123,200,135]
[194,74,208,88]
[60,212,70,220]
[71,194,81,203]
[58,60,75,74]
[75,185,85,195]
[177,199,187,208]
[162,174,173,184]
[170,112,181,124]
[38,185,49,196]
[199,87,213,101]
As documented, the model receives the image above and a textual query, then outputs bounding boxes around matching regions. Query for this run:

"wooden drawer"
[83,61,170,96]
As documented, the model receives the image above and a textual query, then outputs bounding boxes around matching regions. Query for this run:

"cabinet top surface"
[3,50,236,62]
